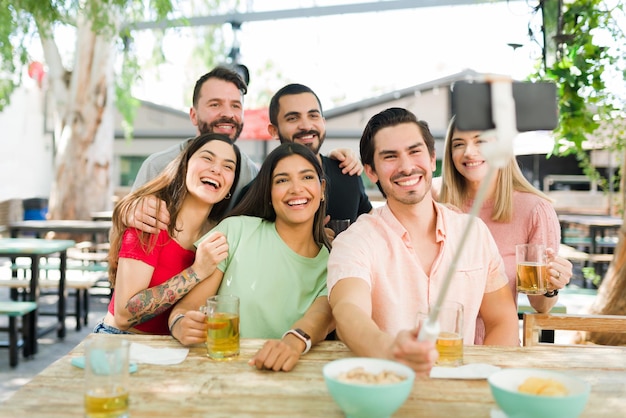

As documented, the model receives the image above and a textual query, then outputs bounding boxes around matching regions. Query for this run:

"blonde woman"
[438,116,572,344]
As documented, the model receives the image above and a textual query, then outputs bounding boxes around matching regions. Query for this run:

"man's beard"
[198,116,243,141]
[278,129,326,155]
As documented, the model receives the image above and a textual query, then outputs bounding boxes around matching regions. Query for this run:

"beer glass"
[328,219,351,236]
[84,336,130,418]
[202,295,240,360]
[516,244,548,295]
[416,301,464,367]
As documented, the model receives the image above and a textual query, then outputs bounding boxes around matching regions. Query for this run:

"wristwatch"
[544,289,559,298]
[282,328,312,354]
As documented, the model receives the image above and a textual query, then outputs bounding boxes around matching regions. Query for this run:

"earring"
[225,193,232,200]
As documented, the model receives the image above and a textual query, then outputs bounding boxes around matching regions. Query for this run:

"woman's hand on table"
[172,310,208,346]
[248,339,302,372]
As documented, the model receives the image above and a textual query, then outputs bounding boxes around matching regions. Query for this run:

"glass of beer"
[203,295,240,360]
[516,243,548,295]
[328,219,351,236]
[417,301,464,367]
[84,336,130,418]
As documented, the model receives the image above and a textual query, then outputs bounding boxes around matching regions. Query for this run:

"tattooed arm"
[113,232,229,330]
[115,265,204,329]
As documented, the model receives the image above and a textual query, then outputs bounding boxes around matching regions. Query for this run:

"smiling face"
[450,129,493,185]
[365,122,436,206]
[270,154,325,228]
[269,92,326,155]
[190,78,244,141]
[186,140,238,204]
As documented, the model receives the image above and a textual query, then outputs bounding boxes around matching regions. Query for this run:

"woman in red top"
[94,132,241,334]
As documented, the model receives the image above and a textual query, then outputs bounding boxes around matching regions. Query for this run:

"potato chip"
[519,377,568,396]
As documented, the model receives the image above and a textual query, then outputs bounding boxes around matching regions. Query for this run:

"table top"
[0,238,76,255]
[558,214,623,228]
[2,335,625,417]
[8,220,112,234]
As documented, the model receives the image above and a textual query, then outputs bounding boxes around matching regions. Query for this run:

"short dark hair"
[229,142,330,250]
[192,66,248,107]
[360,107,435,169]
[269,83,324,126]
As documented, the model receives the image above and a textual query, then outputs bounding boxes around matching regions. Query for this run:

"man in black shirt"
[267,83,372,224]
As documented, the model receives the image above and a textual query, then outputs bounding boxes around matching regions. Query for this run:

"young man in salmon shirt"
[327,107,520,377]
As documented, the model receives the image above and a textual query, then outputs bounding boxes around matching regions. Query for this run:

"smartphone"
[450,80,558,132]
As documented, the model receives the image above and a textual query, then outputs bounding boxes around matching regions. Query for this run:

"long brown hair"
[108,133,241,286]
[229,142,330,251]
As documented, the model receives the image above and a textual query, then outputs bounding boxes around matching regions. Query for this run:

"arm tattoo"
[125,267,203,328]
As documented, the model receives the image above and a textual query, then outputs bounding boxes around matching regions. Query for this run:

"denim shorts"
[93,320,134,335]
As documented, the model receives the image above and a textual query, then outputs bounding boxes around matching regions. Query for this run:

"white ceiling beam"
[127,0,505,31]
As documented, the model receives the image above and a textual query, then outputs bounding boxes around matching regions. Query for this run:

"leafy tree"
[0,0,180,219]
[535,0,626,343]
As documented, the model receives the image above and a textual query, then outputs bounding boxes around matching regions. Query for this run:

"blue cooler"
[23,198,48,220]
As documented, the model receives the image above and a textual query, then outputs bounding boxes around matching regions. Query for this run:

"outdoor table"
[558,214,622,277]
[0,238,75,356]
[8,220,112,243]
[558,214,622,254]
[1,335,625,417]
[90,211,113,221]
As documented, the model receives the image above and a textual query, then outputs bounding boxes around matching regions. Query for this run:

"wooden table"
[8,220,112,242]
[0,238,75,356]
[1,336,625,417]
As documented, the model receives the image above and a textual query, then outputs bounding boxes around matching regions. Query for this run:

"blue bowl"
[488,368,590,418]
[323,357,415,418]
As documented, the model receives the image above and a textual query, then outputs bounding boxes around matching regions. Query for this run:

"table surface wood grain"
[2,335,625,417]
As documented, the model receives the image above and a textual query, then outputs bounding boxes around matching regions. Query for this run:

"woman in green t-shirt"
[170,142,334,372]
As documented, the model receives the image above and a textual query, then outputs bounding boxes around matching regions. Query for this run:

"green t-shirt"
[202,216,329,339]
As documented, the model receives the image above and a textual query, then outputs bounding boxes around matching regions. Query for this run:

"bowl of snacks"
[488,368,590,418]
[323,357,415,418]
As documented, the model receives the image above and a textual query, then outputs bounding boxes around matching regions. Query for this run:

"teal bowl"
[323,357,415,418]
[488,368,590,418]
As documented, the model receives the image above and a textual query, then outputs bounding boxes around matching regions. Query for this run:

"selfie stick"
[418,75,518,342]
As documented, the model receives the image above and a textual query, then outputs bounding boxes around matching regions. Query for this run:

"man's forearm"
[333,302,393,357]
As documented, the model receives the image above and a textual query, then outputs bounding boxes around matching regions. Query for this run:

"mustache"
[210,117,239,127]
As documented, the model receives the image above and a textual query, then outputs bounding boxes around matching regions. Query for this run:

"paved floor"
[0,274,599,405]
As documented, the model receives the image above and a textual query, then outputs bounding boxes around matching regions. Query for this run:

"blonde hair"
[439,116,552,223]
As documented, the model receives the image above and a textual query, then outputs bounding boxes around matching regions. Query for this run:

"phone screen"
[451,81,558,132]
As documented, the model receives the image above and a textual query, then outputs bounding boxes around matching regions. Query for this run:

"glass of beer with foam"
[516,244,548,295]
[202,295,240,360]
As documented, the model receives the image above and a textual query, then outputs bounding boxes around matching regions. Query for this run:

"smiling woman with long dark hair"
[169,142,334,372]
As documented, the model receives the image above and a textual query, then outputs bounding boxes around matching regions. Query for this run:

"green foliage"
[582,266,603,287]
[0,0,176,113]
[533,0,625,198]
[116,47,141,141]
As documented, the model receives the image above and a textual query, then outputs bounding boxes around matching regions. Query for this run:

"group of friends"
[94,66,574,377]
